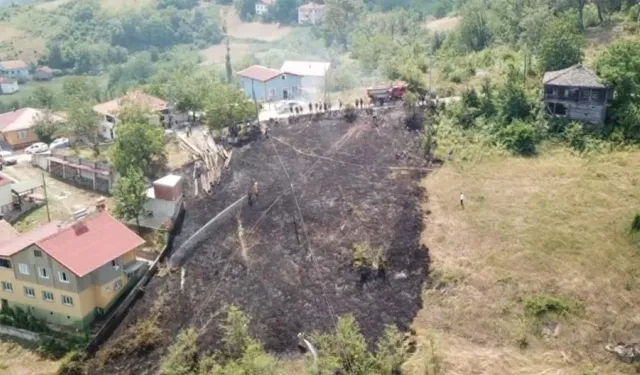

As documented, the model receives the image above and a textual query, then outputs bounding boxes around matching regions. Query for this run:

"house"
[237,65,303,101]
[33,66,54,81]
[0,108,65,150]
[93,91,171,141]
[280,61,330,98]
[0,176,12,215]
[0,211,146,328]
[255,0,273,16]
[298,2,325,25]
[0,60,30,82]
[543,64,613,125]
[138,174,184,231]
[0,77,19,95]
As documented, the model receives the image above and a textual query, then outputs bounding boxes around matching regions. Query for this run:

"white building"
[0,77,19,95]
[139,174,184,230]
[280,61,331,99]
[255,0,273,16]
[298,2,325,25]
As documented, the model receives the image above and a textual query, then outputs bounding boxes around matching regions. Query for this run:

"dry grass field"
[0,340,60,375]
[409,145,640,374]
[423,16,460,32]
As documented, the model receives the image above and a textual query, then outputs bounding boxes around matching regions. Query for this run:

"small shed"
[33,66,54,81]
[542,64,613,125]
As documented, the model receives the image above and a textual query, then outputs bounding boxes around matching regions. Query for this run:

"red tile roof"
[0,220,18,242]
[36,66,53,73]
[93,91,168,116]
[37,211,145,277]
[0,60,28,70]
[0,108,64,132]
[0,76,17,84]
[237,65,286,82]
[261,0,274,4]
[0,175,12,186]
[0,221,64,257]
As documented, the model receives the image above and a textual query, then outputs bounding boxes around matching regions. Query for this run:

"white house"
[0,77,19,95]
[255,0,273,16]
[93,91,169,141]
[298,2,325,25]
[280,61,331,99]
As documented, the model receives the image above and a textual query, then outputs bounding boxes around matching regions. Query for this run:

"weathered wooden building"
[542,64,613,125]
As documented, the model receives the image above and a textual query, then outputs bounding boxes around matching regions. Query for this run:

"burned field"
[95,109,432,374]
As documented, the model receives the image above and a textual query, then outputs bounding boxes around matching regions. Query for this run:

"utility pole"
[42,173,50,222]
[429,54,433,93]
[251,80,259,123]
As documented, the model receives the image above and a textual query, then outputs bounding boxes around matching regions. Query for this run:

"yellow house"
[0,212,146,328]
[0,108,64,150]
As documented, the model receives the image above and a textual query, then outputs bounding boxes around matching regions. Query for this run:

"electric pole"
[42,173,50,222]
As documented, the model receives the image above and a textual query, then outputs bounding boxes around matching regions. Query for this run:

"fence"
[32,153,118,195]
[0,324,40,342]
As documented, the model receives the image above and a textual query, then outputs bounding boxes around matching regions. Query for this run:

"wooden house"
[542,64,613,125]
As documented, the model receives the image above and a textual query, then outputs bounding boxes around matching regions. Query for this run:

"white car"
[25,142,49,154]
[0,150,12,158]
[275,100,307,114]
[49,138,70,150]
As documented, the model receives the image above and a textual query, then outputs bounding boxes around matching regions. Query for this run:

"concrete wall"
[0,324,40,341]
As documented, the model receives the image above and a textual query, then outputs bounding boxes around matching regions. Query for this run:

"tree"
[375,325,409,375]
[221,304,255,361]
[173,71,219,121]
[65,97,101,155]
[224,27,233,84]
[113,167,148,233]
[457,0,493,52]
[160,328,198,375]
[63,76,101,104]
[33,111,60,144]
[536,16,585,72]
[322,0,365,47]
[234,0,258,20]
[110,106,166,177]
[204,84,255,130]
[597,39,640,140]
[32,86,55,109]
[495,120,538,155]
[271,0,301,24]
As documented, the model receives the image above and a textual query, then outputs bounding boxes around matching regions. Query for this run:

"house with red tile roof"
[237,65,302,101]
[0,108,65,149]
[0,60,30,81]
[93,90,171,141]
[0,211,146,328]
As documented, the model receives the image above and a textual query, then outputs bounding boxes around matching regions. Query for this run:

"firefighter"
[309,102,313,112]
[253,181,259,200]
[247,188,253,207]
[339,99,343,109]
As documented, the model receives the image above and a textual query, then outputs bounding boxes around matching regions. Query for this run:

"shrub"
[565,121,586,152]
[160,328,198,375]
[352,242,386,271]
[523,294,578,318]
[632,214,640,232]
[495,120,538,156]
[56,350,85,375]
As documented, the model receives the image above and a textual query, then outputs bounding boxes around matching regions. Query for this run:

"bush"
[160,328,198,375]
[495,120,538,156]
[56,350,85,375]
[565,122,586,152]
[632,214,640,232]
[343,104,357,123]
[523,294,578,318]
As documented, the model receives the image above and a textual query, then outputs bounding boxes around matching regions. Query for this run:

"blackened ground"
[93,108,432,374]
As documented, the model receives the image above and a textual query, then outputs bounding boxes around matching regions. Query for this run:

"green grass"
[0,74,109,110]
[13,202,67,233]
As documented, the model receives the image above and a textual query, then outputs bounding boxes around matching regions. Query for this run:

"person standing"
[309,102,313,112]
[460,192,465,209]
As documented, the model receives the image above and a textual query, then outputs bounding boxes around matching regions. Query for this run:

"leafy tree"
[536,16,585,72]
[110,106,166,177]
[375,324,408,375]
[205,84,255,130]
[323,0,365,47]
[33,111,60,145]
[234,0,258,20]
[496,120,538,156]
[457,0,493,52]
[65,97,101,155]
[113,167,148,232]
[221,304,255,361]
[495,78,532,124]
[63,76,101,104]
[157,0,199,9]
[270,0,301,24]
[597,39,640,140]
[32,86,55,109]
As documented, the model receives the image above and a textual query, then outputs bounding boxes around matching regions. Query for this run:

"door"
[283,89,288,100]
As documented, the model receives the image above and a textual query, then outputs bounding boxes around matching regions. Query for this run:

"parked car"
[49,137,70,150]
[3,156,17,166]
[0,150,12,158]
[276,100,307,114]
[25,142,49,154]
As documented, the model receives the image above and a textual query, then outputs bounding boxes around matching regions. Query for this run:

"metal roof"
[280,61,330,77]
[11,179,42,195]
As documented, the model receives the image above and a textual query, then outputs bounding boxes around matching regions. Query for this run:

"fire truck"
[366,82,408,106]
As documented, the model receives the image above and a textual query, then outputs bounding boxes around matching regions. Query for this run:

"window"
[111,260,117,267]
[1,281,12,292]
[114,279,123,291]
[42,291,54,302]
[24,287,35,298]
[0,258,11,269]
[591,91,599,99]
[281,75,286,80]
[18,263,29,275]
[61,295,73,306]
[16,130,28,140]
[33,250,42,258]
[38,267,49,279]
[58,271,69,283]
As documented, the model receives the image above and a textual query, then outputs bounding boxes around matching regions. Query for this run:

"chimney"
[96,197,106,212]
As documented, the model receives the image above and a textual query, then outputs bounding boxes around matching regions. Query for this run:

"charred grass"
[411,145,640,375]
[91,108,432,374]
